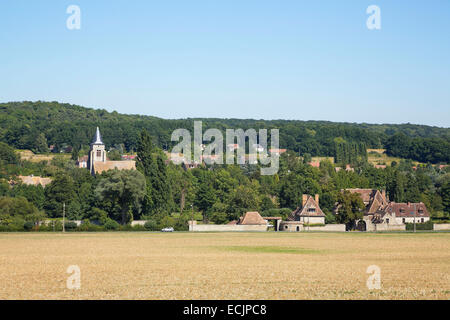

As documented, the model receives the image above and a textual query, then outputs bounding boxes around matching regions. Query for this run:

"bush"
[405,220,433,231]
[210,212,228,224]
[64,221,78,231]
[76,220,105,232]
[144,220,158,231]
[103,219,120,230]
[303,223,326,227]
[23,221,34,231]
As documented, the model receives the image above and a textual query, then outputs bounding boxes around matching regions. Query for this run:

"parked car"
[161,227,174,232]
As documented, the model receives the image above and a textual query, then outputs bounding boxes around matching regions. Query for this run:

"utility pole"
[190,204,194,232]
[62,202,65,233]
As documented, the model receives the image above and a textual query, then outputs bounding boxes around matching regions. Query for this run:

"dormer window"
[307,208,316,213]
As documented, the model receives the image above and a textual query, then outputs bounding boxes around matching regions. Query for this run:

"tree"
[95,169,146,224]
[336,191,365,230]
[195,182,216,222]
[44,175,76,217]
[136,129,172,216]
[442,180,450,215]
[0,142,18,165]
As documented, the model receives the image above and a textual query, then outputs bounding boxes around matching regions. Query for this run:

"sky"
[0,1,449,126]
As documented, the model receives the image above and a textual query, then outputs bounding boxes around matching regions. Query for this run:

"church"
[83,127,136,175]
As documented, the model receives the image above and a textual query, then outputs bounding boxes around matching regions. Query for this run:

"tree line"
[1,135,449,231]
[1,101,449,163]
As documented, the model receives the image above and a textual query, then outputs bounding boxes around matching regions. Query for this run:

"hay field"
[0,232,449,300]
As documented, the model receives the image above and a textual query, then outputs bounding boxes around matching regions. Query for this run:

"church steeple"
[92,127,104,145]
[88,127,106,175]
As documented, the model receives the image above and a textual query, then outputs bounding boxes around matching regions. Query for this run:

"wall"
[131,220,146,226]
[433,224,450,231]
[298,217,325,224]
[189,224,267,232]
[279,221,346,232]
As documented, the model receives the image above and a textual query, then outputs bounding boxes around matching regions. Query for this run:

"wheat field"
[0,232,449,300]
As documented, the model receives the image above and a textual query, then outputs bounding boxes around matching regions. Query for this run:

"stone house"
[279,194,326,231]
[342,189,405,231]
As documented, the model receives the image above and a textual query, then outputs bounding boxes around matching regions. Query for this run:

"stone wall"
[433,223,450,231]
[279,221,346,232]
[189,224,267,232]
[131,220,146,226]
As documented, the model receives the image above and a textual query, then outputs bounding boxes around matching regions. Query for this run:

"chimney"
[302,194,308,206]
[315,194,319,205]
[407,202,411,207]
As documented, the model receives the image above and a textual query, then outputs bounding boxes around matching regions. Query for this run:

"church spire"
[92,127,104,145]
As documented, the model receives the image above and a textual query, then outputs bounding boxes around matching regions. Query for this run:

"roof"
[93,160,136,174]
[238,212,267,225]
[387,202,430,217]
[345,189,389,214]
[18,175,52,187]
[308,161,320,168]
[77,155,88,162]
[91,127,104,145]
[269,148,287,154]
[288,195,325,220]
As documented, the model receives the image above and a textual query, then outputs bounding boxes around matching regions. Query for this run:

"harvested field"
[0,232,449,300]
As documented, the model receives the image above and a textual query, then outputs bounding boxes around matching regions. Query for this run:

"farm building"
[279,194,326,232]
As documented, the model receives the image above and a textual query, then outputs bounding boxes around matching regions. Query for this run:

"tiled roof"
[288,195,325,220]
[387,202,430,217]
[238,212,267,225]
[18,175,52,187]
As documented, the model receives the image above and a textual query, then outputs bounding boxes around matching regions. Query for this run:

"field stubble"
[0,232,448,299]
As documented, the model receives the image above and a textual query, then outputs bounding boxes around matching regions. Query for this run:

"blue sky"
[0,1,449,126]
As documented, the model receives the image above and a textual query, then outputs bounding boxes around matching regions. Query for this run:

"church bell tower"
[88,127,106,175]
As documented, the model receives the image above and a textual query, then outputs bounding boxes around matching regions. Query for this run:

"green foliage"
[103,219,120,230]
[144,220,158,231]
[336,191,365,229]
[64,221,78,231]
[95,169,146,224]
[405,220,433,231]
[23,221,34,231]
[0,142,18,164]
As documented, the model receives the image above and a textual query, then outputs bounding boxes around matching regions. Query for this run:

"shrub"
[210,212,228,224]
[405,220,433,231]
[144,220,158,231]
[131,224,146,231]
[23,221,34,231]
[103,219,120,230]
[64,221,78,231]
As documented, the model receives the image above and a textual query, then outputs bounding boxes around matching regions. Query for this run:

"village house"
[387,202,430,224]
[85,127,136,175]
[279,194,326,232]
[341,189,418,231]
[13,175,52,187]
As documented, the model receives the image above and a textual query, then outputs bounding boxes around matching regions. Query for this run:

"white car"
[161,227,174,232]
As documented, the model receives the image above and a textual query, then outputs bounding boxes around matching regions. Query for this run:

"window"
[296,226,300,232]
[421,218,424,223]
[402,218,405,223]
[96,150,102,158]
[307,208,316,213]
[386,218,389,224]
[418,209,423,214]
[400,208,405,213]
